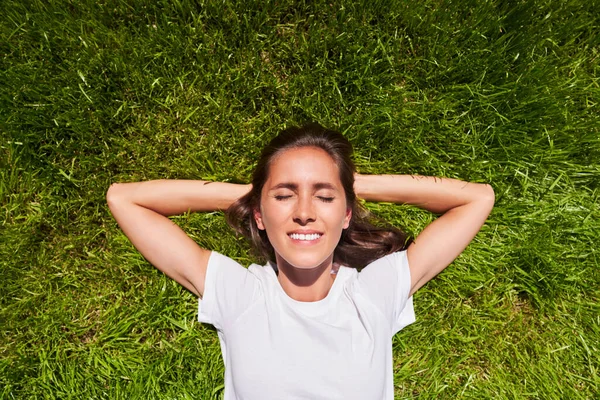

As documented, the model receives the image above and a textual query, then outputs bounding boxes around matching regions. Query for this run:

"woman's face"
[254,146,352,270]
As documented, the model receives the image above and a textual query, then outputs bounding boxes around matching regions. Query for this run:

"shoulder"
[207,252,285,289]
[352,251,416,334]
[353,250,412,299]
[207,251,266,273]
[359,250,410,275]
[199,252,265,328]
[336,251,410,283]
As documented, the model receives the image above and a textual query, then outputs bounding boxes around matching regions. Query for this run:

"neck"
[275,257,336,302]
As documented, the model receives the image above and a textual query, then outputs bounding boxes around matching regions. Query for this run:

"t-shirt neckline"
[265,263,350,314]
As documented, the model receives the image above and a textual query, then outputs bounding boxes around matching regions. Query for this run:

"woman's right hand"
[106,180,251,297]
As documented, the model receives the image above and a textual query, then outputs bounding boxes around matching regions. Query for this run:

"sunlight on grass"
[1,0,598,398]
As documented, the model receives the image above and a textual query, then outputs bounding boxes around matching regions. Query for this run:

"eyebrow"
[269,182,338,191]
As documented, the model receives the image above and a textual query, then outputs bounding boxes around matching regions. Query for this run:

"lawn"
[1,0,599,398]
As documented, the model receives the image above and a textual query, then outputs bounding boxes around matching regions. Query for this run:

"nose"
[293,194,316,225]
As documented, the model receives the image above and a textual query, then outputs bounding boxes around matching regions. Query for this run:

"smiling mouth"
[289,233,322,241]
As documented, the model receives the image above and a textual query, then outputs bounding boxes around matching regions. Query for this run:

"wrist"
[355,173,380,200]
[353,173,369,199]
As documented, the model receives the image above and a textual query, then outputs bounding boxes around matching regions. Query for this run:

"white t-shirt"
[198,250,415,400]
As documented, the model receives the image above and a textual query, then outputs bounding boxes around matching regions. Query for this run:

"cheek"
[324,206,349,230]
[258,202,288,227]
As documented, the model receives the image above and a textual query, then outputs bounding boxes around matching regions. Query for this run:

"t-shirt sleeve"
[356,250,415,335]
[197,251,259,331]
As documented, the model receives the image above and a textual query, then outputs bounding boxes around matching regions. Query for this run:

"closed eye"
[274,195,293,201]
[318,196,335,203]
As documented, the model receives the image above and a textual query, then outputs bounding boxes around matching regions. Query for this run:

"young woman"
[106,123,494,399]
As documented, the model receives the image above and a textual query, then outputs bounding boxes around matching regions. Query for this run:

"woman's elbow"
[482,183,495,203]
[106,183,127,209]
[478,183,495,213]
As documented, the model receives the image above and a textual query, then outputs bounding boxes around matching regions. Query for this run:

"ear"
[254,208,265,230]
[343,207,352,229]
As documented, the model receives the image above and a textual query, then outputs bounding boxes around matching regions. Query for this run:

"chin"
[277,253,332,270]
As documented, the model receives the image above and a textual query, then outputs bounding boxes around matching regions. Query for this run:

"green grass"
[1,0,599,398]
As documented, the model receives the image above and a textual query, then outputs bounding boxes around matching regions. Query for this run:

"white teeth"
[289,233,321,241]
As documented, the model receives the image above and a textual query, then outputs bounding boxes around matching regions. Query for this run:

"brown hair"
[226,123,411,268]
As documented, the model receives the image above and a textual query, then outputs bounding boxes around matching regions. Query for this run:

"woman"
[106,123,494,399]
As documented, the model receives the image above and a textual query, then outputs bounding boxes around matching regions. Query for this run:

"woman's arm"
[106,180,251,297]
[354,174,494,295]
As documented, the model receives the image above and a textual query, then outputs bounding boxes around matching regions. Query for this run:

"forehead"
[266,146,341,186]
